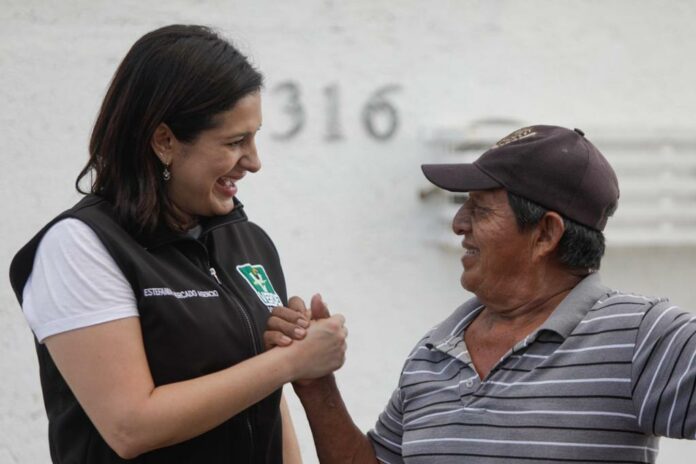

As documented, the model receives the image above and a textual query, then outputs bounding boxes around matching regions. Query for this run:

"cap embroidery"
[492,127,537,149]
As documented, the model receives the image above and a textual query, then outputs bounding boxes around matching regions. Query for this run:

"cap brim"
[421,163,502,192]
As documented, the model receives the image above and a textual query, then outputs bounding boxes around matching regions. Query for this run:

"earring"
[159,153,171,181]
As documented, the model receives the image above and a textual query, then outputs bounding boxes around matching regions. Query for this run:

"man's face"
[452,189,537,304]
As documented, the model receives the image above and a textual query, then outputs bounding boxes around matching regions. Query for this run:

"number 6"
[362,85,401,141]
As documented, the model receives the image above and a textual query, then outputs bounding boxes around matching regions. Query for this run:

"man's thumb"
[310,293,331,320]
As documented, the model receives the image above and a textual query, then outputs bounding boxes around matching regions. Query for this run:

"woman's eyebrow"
[221,126,262,140]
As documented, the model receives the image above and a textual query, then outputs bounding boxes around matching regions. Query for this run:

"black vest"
[9,195,287,463]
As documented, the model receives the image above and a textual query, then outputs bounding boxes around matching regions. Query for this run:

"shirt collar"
[533,272,611,339]
[425,298,484,350]
[425,273,612,350]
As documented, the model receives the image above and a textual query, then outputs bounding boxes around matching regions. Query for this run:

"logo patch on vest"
[236,263,282,309]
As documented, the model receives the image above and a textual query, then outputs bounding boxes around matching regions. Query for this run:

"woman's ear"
[533,211,565,259]
[150,123,175,165]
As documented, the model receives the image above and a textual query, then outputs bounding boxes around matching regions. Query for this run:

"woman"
[9,24,347,463]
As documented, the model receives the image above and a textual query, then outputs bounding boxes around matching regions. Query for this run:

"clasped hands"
[265,294,347,384]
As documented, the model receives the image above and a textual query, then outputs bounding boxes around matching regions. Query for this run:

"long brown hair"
[77,24,263,235]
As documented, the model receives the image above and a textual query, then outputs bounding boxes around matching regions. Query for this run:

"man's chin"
[461,273,475,293]
[459,271,471,291]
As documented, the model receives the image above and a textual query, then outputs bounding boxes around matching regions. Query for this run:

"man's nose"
[452,204,472,235]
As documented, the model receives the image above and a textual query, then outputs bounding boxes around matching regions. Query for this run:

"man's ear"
[150,123,176,165]
[533,211,565,259]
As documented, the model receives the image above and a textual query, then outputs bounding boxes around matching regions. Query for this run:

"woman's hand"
[286,314,347,380]
[265,294,346,384]
[282,302,347,381]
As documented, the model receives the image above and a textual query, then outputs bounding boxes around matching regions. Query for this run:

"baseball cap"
[421,125,620,231]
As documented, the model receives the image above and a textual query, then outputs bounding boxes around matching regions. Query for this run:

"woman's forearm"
[120,347,297,457]
[47,315,346,459]
[281,394,303,464]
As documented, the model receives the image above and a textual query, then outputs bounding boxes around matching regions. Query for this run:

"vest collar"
[139,197,248,249]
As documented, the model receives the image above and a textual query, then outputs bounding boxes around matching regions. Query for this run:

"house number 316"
[271,81,402,142]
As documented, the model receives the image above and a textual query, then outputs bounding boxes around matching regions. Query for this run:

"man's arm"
[267,295,380,463]
[631,298,696,437]
[295,376,379,464]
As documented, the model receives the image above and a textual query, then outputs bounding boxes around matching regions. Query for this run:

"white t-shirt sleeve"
[22,218,139,343]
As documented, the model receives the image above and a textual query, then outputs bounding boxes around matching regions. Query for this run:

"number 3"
[271,81,305,140]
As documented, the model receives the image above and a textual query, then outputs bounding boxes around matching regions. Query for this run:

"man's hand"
[264,294,330,349]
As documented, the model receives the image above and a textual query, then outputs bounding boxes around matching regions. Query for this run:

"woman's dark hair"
[77,24,263,235]
[507,192,617,272]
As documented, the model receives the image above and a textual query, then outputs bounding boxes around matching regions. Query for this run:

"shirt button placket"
[459,366,480,409]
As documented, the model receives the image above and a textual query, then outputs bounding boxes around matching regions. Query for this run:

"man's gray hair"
[506,192,617,272]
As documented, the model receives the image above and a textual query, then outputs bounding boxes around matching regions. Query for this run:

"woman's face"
[166,92,262,221]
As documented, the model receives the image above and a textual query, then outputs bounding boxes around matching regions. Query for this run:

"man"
[266,125,696,463]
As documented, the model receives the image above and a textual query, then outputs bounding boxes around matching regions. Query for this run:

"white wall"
[1,0,695,462]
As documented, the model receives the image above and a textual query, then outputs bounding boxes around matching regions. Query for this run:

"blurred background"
[1,0,695,462]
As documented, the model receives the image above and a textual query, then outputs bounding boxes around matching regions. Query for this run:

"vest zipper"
[207,262,258,459]
[246,413,255,461]
[209,267,222,285]
[207,264,260,353]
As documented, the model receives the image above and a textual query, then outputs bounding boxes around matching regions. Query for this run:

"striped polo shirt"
[368,273,696,463]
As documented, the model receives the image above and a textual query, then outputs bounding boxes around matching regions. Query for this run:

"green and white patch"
[236,263,282,309]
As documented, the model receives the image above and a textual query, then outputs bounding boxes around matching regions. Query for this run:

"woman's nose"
[243,140,261,172]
